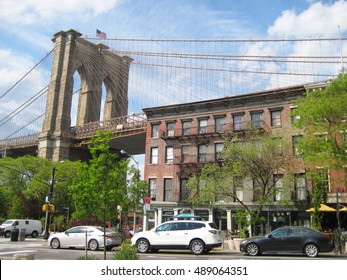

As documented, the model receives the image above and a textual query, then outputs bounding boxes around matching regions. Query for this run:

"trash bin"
[10,228,19,241]
[19,228,26,241]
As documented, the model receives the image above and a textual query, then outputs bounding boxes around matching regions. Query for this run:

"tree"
[292,71,347,170]
[186,129,298,236]
[292,72,347,229]
[69,130,129,225]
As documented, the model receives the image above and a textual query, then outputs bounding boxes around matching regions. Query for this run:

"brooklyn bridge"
[0,29,345,161]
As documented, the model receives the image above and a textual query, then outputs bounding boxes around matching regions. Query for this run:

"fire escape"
[160,120,271,178]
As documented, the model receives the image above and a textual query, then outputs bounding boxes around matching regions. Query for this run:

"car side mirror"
[267,234,273,238]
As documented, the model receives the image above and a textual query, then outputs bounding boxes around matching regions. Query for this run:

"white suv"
[131,220,222,254]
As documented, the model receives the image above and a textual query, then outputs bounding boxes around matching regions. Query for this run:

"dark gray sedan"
[240,226,333,257]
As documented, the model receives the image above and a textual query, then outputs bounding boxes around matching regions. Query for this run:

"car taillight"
[324,235,332,241]
[208,230,217,234]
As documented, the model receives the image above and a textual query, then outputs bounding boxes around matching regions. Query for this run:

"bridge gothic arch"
[38,29,133,161]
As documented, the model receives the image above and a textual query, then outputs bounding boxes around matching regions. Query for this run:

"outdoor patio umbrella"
[339,206,347,212]
[305,204,336,212]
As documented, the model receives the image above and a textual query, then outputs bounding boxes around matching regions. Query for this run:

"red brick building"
[142,81,347,234]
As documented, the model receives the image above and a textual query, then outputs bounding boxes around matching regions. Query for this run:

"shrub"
[113,241,139,260]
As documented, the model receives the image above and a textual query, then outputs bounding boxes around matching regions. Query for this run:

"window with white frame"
[233,177,243,201]
[294,174,306,201]
[317,167,330,193]
[181,145,190,162]
[215,116,224,133]
[165,146,174,164]
[151,123,160,138]
[274,174,283,201]
[233,114,244,131]
[198,144,207,162]
[215,142,224,160]
[182,121,191,136]
[198,119,208,134]
[167,122,175,137]
[180,178,189,201]
[148,178,157,200]
[270,110,282,127]
[292,135,303,156]
[251,111,262,129]
[164,178,173,201]
[150,147,158,164]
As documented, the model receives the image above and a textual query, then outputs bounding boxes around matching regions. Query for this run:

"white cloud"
[0,0,121,25]
[268,0,347,37]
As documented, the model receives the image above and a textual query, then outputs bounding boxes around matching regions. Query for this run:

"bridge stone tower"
[38,29,132,162]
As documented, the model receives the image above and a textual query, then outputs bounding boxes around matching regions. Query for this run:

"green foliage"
[69,130,129,224]
[292,72,347,169]
[113,241,139,260]
[186,130,297,235]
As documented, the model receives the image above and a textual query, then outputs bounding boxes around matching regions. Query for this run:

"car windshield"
[3,220,14,225]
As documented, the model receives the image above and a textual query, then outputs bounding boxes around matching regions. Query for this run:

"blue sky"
[1,0,347,171]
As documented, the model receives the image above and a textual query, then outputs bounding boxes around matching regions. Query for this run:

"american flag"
[96,29,106,39]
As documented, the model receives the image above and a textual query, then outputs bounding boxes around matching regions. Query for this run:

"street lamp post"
[43,167,56,239]
[120,150,139,234]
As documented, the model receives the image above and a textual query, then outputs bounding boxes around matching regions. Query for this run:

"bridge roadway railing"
[0,113,147,150]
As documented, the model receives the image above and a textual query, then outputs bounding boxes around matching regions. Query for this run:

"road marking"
[0,250,37,255]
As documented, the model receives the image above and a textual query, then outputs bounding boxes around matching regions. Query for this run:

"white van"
[0,219,42,238]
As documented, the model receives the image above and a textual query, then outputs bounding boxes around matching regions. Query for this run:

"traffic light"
[48,204,56,213]
[42,204,56,213]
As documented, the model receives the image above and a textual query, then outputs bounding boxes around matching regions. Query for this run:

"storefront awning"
[305,204,336,212]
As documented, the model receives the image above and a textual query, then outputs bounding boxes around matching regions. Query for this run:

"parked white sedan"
[48,226,122,251]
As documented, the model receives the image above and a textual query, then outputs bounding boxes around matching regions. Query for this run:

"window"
[291,107,300,125]
[251,111,262,129]
[182,121,191,136]
[180,178,189,201]
[181,145,190,162]
[215,117,224,133]
[215,142,224,160]
[273,137,283,156]
[164,178,173,201]
[294,174,306,201]
[151,123,160,138]
[270,110,282,127]
[167,122,175,137]
[165,146,174,164]
[317,167,330,192]
[233,114,244,131]
[292,135,303,156]
[198,144,207,162]
[198,119,208,134]
[148,178,157,200]
[150,147,158,164]
[234,177,243,201]
[274,174,283,201]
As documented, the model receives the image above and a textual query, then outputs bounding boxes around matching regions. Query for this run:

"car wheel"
[304,243,319,257]
[51,238,60,249]
[136,238,150,253]
[88,239,99,251]
[246,243,260,256]
[31,231,38,238]
[4,231,11,238]
[190,239,205,255]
